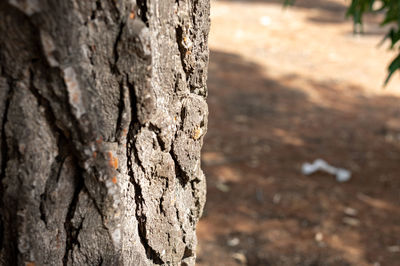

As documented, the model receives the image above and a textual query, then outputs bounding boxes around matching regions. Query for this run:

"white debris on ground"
[259,16,272,27]
[301,159,352,182]
[227,237,240,247]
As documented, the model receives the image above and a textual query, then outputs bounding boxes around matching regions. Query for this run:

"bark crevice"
[126,77,145,173]
[111,21,126,74]
[136,0,149,27]
[127,140,164,264]
[90,0,102,21]
[115,80,125,140]
[39,156,66,227]
[0,76,13,253]
[27,69,66,145]
[175,25,188,75]
[169,149,189,187]
[62,168,84,266]
[148,123,166,151]
[126,78,164,265]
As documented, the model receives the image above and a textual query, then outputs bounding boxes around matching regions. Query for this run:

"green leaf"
[384,54,400,85]
[283,0,295,7]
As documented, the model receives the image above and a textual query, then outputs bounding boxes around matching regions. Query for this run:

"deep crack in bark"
[115,79,125,140]
[26,69,91,266]
[169,149,189,186]
[62,166,84,266]
[175,25,188,73]
[0,76,13,253]
[111,21,125,74]
[126,78,164,265]
[137,0,149,27]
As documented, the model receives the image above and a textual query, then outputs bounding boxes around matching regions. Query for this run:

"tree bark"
[0,0,209,265]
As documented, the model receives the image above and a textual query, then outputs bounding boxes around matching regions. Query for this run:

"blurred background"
[196,0,400,265]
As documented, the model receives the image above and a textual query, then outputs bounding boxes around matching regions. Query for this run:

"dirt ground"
[196,0,400,265]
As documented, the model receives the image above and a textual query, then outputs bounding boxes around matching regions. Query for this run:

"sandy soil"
[196,0,400,265]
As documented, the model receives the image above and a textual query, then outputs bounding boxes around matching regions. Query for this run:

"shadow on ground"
[197,49,400,266]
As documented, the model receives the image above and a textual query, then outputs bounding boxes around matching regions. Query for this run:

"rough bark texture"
[0,0,209,265]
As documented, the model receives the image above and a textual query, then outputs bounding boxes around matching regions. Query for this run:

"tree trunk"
[0,0,209,265]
